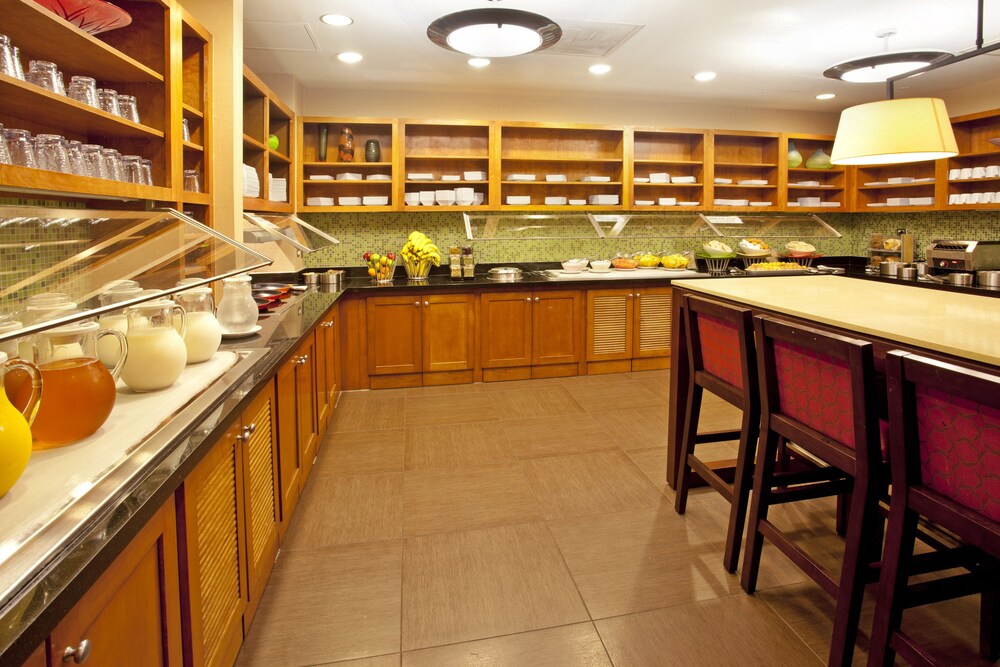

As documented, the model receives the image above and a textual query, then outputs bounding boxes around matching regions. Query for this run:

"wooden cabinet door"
[51,496,182,667]
[178,423,247,667]
[586,289,634,362]
[532,290,582,365]
[296,336,319,484]
[366,296,422,375]
[421,293,475,372]
[480,291,532,368]
[315,308,339,432]
[274,359,300,536]
[240,385,280,630]
[21,644,45,667]
[633,287,673,359]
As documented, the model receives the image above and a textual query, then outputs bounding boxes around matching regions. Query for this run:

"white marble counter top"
[673,275,1000,367]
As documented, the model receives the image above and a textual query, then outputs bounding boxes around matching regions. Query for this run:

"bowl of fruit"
[364,251,397,283]
[611,254,639,270]
[660,251,691,270]
[633,251,662,269]
[784,241,817,258]
[701,240,735,257]
[738,238,772,257]
[401,231,442,280]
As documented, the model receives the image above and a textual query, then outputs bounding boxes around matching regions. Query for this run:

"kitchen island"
[666,275,1000,488]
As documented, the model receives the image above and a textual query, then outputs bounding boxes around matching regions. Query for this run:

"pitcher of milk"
[173,284,221,364]
[16,321,127,448]
[121,299,187,392]
[96,280,142,366]
[0,351,41,496]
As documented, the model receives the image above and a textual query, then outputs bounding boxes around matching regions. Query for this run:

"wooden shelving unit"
[401,120,492,210]
[852,162,940,212]
[297,117,396,212]
[629,128,706,210]
[178,7,210,203]
[943,109,1000,210]
[708,131,781,212]
[242,66,294,213]
[782,134,846,212]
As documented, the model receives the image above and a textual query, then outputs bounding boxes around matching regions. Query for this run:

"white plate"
[221,325,262,339]
[589,268,611,273]
[613,267,637,271]
[662,267,689,271]
[637,266,661,270]
[560,269,586,274]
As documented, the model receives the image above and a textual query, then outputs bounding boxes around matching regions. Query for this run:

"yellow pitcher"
[0,351,41,497]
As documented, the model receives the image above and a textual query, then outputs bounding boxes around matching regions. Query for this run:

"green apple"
[267,134,279,151]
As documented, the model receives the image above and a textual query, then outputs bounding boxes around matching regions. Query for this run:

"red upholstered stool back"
[685,295,756,411]
[773,340,857,449]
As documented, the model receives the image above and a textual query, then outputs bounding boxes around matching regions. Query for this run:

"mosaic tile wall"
[301,209,1000,267]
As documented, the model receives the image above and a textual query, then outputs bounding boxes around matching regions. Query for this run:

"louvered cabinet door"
[586,289,634,362]
[633,287,672,359]
[178,421,247,667]
[241,385,280,630]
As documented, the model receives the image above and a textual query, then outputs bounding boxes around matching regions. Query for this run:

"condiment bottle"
[120,299,187,392]
[173,284,222,364]
[0,351,40,496]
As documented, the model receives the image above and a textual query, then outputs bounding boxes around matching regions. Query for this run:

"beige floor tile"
[624,446,672,495]
[403,464,541,536]
[521,450,663,520]
[401,623,611,666]
[760,579,990,666]
[589,405,669,452]
[489,385,584,420]
[481,376,569,391]
[332,394,406,432]
[404,422,515,470]
[283,473,402,549]
[559,372,638,387]
[404,382,485,397]
[401,523,589,651]
[314,429,405,476]
[319,655,401,667]
[404,393,499,427]
[501,413,615,459]
[237,542,402,666]
[595,595,823,666]
[564,381,664,413]
[631,370,670,399]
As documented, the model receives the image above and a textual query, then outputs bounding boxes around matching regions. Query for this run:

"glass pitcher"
[0,351,41,496]
[120,300,187,392]
[96,280,142,366]
[15,321,126,449]
[216,275,258,334]
[173,284,222,364]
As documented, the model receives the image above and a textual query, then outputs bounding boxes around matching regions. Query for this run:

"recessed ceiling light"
[693,71,716,82]
[337,51,363,64]
[816,93,836,100]
[589,64,611,75]
[468,57,491,68]
[427,8,561,58]
[320,14,353,27]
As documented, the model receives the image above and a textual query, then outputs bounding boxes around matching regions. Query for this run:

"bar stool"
[868,351,1000,666]
[741,315,886,667]
[673,294,759,573]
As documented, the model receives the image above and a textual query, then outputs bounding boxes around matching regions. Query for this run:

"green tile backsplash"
[301,210,1000,267]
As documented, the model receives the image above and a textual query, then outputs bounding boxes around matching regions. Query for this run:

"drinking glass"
[65,140,86,176]
[181,118,191,142]
[67,76,98,108]
[139,158,153,186]
[97,88,120,116]
[34,134,70,173]
[54,70,65,95]
[80,144,108,179]
[0,123,10,165]
[25,60,62,94]
[0,34,20,79]
[4,129,35,168]
[117,94,139,123]
[183,169,201,193]
[11,47,23,80]
[101,148,124,181]
[121,154,141,183]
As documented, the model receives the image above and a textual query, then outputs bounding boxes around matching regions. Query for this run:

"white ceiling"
[243,0,1000,112]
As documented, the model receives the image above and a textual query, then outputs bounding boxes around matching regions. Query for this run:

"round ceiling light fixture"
[337,51,363,64]
[320,14,353,27]
[693,71,717,82]
[589,64,611,75]
[468,57,491,68]
[816,93,836,100]
[824,50,951,83]
[427,8,562,58]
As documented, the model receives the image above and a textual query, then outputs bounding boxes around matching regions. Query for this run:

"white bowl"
[363,196,388,206]
[561,260,585,272]
[473,193,485,205]
[419,191,436,205]
[455,187,475,200]
[337,196,362,206]
[404,192,420,206]
[435,190,456,205]
[590,259,611,271]
[702,241,733,256]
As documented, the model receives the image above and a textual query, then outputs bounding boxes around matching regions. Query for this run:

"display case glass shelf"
[0,206,270,341]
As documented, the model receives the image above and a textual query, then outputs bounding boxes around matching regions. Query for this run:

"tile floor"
[236,371,989,666]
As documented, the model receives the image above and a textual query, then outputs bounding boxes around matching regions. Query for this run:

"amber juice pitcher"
[13,321,127,448]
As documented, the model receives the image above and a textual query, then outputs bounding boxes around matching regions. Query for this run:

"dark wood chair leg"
[673,385,703,515]
[835,491,850,537]
[981,586,1000,662]
[723,409,758,573]
[740,429,780,594]
[867,506,919,667]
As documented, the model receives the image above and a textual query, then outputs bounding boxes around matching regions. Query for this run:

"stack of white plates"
[408,172,434,180]
[546,174,567,182]
[738,179,768,185]
[268,175,287,202]
[507,195,531,205]
[242,164,260,198]
[580,175,611,182]
[441,174,461,181]
[464,171,486,180]
[588,194,619,205]
[714,177,732,184]
[335,172,362,181]
[363,195,389,206]
[635,200,654,206]
[338,196,362,206]
[306,197,334,206]
[544,196,568,205]
[649,173,669,183]
[366,174,391,181]
[508,174,537,181]
[671,175,696,184]
[569,199,587,206]
[310,174,334,180]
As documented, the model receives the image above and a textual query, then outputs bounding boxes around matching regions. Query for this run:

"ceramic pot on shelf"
[365,139,380,162]
[806,148,833,169]
[317,123,329,161]
[787,140,803,168]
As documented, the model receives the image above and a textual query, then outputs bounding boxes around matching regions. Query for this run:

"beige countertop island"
[673,275,1000,367]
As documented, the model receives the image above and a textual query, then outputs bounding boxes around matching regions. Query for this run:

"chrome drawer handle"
[63,639,90,663]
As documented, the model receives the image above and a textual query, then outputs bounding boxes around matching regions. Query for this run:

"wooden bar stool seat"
[867,351,1000,666]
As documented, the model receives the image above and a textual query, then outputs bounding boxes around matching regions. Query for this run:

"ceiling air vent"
[244,21,320,52]
[543,19,643,57]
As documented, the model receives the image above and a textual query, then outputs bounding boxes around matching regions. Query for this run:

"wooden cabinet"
[630,128,707,208]
[366,293,475,387]
[315,306,340,434]
[587,287,672,373]
[298,117,396,211]
[243,66,295,212]
[178,386,279,667]
[20,644,44,667]
[480,290,582,381]
[851,160,939,211]
[782,134,846,211]
[402,120,492,208]
[943,109,1000,210]
[51,496,182,666]
[178,8,211,207]
[499,123,625,209]
[275,336,318,535]
[296,336,319,483]
[708,131,781,211]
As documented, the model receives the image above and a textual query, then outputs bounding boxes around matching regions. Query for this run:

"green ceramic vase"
[787,140,803,168]
[806,148,832,169]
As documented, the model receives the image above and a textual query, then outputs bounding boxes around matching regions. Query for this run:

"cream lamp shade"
[830,97,958,165]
